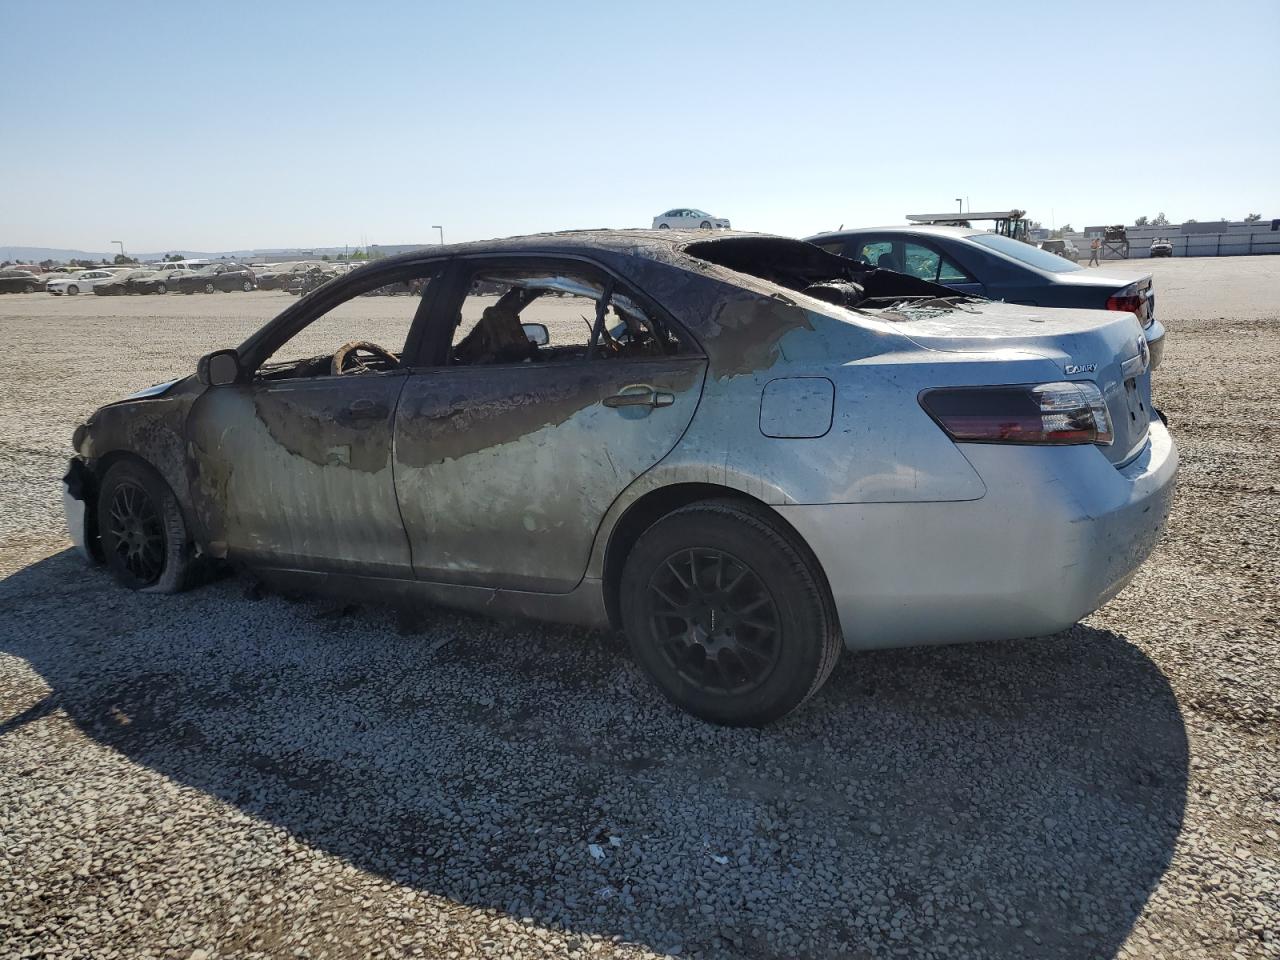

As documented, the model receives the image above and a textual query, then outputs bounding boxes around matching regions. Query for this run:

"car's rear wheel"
[156,282,167,294]
[657,223,670,229]
[203,281,215,294]
[97,460,195,594]
[241,280,253,292]
[620,499,841,726]
[67,284,79,295]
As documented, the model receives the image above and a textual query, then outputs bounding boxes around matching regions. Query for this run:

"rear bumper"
[779,420,1178,651]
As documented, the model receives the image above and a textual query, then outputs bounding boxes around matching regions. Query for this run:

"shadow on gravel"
[2,550,1187,960]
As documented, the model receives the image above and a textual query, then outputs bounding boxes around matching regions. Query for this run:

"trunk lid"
[880,299,1154,465]
[1054,270,1156,323]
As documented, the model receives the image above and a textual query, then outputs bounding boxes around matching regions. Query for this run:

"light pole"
[432,225,444,246]
[955,199,963,214]
[111,240,125,261]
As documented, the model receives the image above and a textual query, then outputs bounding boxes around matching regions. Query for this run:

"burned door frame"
[392,252,709,592]
[184,259,449,576]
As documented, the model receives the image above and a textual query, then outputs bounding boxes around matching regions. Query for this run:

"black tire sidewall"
[620,502,833,726]
[97,461,192,594]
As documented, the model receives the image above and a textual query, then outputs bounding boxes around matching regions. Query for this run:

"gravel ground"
[1,261,1277,959]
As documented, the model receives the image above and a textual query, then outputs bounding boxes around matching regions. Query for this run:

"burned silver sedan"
[63,231,1177,725]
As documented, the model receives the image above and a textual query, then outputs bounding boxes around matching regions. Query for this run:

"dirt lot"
[1,259,1277,959]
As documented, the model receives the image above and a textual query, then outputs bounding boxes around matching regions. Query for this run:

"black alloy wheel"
[620,499,842,726]
[96,460,199,593]
[646,547,782,696]
[105,480,166,586]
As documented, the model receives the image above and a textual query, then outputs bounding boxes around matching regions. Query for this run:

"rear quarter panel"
[583,287,1066,579]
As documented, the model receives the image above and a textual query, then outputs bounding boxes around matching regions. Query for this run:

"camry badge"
[1064,362,1097,375]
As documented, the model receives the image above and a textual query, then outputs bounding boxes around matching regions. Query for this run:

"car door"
[392,256,708,593]
[185,262,443,576]
[216,265,238,291]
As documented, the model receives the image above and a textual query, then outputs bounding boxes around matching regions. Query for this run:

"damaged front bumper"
[62,457,96,561]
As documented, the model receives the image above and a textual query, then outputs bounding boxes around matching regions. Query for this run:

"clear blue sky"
[2,0,1277,252]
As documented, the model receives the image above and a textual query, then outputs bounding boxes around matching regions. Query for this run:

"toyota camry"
[62,230,1177,725]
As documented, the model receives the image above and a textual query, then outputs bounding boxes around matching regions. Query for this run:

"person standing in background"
[1089,236,1101,266]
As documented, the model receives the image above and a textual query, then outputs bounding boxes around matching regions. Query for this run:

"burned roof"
[363,228,796,266]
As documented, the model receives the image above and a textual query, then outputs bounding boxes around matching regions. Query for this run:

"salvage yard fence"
[1086,222,1280,260]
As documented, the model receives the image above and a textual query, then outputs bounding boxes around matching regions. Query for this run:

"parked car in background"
[807,225,1166,369]
[0,269,47,293]
[46,269,119,295]
[285,265,340,296]
[153,259,212,273]
[92,269,171,295]
[1039,237,1078,260]
[1150,238,1174,258]
[256,261,328,290]
[176,263,256,294]
[652,208,731,230]
[62,230,1176,726]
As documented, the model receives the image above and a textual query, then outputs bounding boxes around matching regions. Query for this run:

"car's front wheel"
[67,284,79,295]
[700,220,711,229]
[97,460,196,593]
[620,499,841,726]
[241,280,253,292]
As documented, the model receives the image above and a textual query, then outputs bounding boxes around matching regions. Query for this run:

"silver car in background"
[652,208,731,230]
[62,231,1176,726]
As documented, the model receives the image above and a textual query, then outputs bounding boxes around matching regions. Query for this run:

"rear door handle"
[603,388,675,409]
[345,398,388,419]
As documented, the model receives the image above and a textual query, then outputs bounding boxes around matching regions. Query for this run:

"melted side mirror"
[198,348,241,386]
[522,322,549,346]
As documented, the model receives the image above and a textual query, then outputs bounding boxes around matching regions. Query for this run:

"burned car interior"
[254,260,685,381]
[450,270,682,366]
[685,236,981,312]
[249,234,976,386]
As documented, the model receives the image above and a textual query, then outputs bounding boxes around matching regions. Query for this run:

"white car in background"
[652,208,731,230]
[46,269,120,295]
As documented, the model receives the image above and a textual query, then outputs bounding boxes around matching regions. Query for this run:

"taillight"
[1106,280,1152,327]
[920,382,1114,446]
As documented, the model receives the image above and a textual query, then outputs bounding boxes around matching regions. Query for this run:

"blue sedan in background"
[806,225,1165,368]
